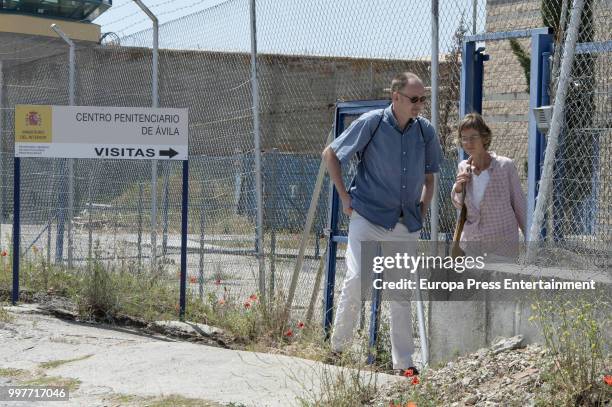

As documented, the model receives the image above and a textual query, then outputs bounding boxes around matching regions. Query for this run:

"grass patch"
[107,394,223,407]
[39,355,93,370]
[200,288,287,343]
[293,328,399,407]
[1,367,80,396]
[0,241,363,375]
[69,250,210,324]
[146,395,222,407]
[386,382,442,407]
[23,375,81,392]
[0,251,81,299]
[2,247,223,330]
[297,365,380,407]
[108,394,139,404]
[0,303,12,323]
[0,368,29,379]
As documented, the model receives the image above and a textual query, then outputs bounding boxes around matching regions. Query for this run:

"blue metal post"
[12,158,20,305]
[473,48,488,114]
[527,31,554,236]
[460,40,476,119]
[459,42,488,162]
[322,211,340,339]
[366,244,382,364]
[323,109,342,338]
[179,159,189,320]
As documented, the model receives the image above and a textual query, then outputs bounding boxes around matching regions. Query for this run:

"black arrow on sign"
[159,148,178,158]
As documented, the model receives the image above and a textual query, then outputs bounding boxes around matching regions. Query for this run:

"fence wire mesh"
[530,0,611,270]
[0,0,609,328]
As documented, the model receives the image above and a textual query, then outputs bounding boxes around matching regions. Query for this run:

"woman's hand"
[454,167,472,193]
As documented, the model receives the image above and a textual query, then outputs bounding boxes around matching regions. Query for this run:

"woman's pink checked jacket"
[451,152,527,257]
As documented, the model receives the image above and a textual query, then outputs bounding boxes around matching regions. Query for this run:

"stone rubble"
[379,338,546,406]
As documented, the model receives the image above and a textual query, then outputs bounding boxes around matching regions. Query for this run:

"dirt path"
[0,304,398,406]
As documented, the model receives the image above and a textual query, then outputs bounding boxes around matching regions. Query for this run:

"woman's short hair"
[457,112,492,150]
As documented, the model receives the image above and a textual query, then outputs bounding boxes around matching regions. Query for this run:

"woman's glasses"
[460,135,481,143]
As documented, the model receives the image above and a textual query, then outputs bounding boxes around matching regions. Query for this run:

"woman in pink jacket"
[451,113,526,258]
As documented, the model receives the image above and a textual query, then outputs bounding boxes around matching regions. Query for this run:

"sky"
[94,0,230,38]
[93,0,487,59]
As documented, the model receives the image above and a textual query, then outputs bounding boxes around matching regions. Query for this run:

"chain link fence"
[539,0,611,270]
[0,0,609,324]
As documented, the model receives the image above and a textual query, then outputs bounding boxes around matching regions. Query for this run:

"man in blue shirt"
[322,72,441,375]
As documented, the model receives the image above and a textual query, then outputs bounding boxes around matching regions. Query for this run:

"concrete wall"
[428,262,611,364]
[2,40,440,156]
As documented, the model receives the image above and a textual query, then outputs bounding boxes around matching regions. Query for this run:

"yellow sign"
[15,105,52,143]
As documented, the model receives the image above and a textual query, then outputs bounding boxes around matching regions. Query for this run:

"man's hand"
[420,173,435,220]
[322,146,353,217]
[420,200,427,219]
[341,194,353,217]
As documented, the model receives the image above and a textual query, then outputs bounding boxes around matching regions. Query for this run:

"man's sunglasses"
[396,91,427,103]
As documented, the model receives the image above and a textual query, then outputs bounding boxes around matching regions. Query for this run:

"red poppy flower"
[411,376,419,385]
[214,279,222,286]
[604,375,612,386]
[218,298,225,305]
[406,402,417,407]
[189,276,197,284]
[403,368,415,377]
[249,294,258,301]
[1,250,7,257]
[297,321,305,329]
[244,302,251,309]
[284,329,293,337]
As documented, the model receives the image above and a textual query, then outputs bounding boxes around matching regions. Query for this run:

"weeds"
[39,355,93,370]
[0,368,28,378]
[23,375,81,392]
[294,323,406,407]
[201,285,301,345]
[0,302,12,323]
[133,394,221,407]
[386,380,441,407]
[80,260,119,320]
[297,363,380,407]
[107,393,224,407]
[530,295,611,406]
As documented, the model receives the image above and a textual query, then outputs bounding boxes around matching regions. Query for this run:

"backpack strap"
[356,110,385,161]
[358,112,427,160]
[416,117,425,143]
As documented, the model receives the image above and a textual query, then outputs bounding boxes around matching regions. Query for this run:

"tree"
[438,16,467,153]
